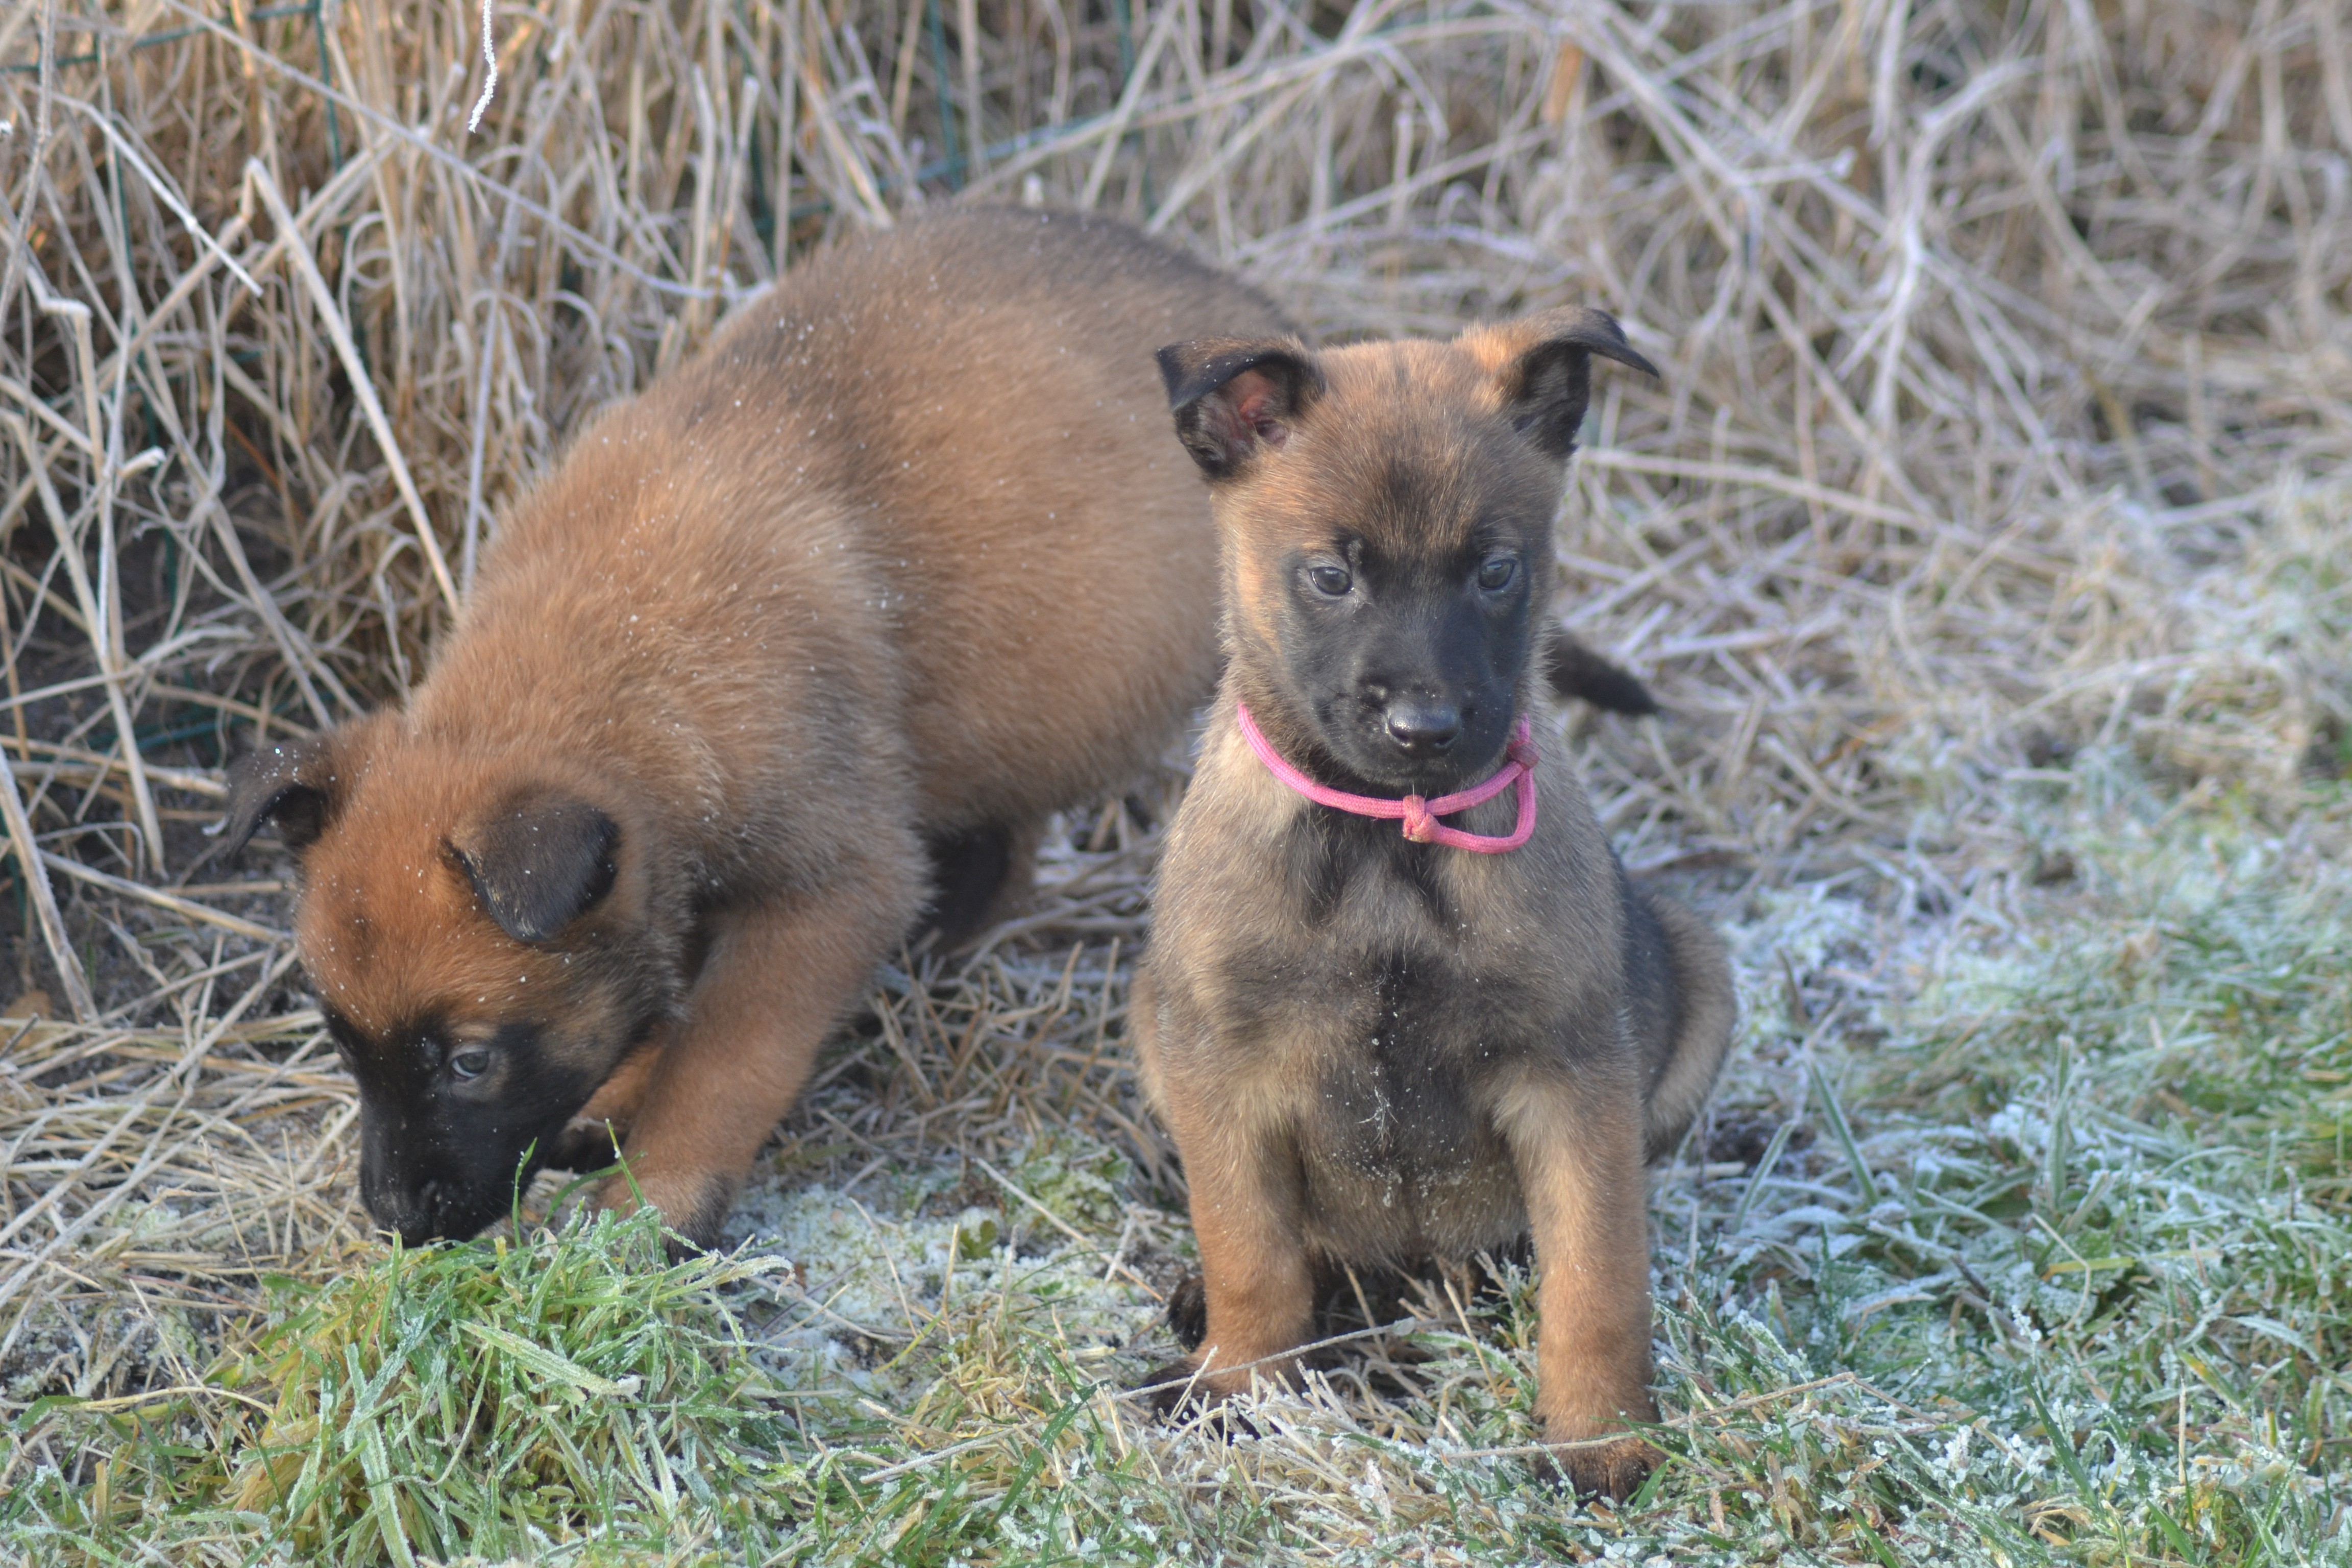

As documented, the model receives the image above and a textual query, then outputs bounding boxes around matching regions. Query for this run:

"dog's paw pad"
[1536,1434,1661,1501]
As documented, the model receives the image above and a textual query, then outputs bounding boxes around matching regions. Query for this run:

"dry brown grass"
[2,0,2349,1547]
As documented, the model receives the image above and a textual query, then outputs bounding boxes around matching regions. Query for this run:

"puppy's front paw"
[594,1166,735,1257]
[1135,1358,1207,1418]
[1538,1428,1662,1500]
[1133,1360,1263,1437]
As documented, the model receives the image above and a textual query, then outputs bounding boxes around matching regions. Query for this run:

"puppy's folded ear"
[1468,308,1660,461]
[218,731,357,859]
[450,791,621,944]
[1155,336,1323,478]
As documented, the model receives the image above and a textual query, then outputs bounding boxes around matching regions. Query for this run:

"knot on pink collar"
[1233,702,1539,854]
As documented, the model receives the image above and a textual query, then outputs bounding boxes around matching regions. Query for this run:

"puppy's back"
[602,210,1291,831]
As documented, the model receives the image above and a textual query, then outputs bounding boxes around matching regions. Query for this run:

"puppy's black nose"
[370,1179,446,1245]
[1383,702,1460,755]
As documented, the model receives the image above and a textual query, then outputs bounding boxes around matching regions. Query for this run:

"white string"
[465,0,499,134]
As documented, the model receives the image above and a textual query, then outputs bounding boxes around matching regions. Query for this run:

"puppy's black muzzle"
[362,1162,521,1244]
[370,1183,448,1246]
[358,1106,542,1243]
[360,1155,450,1244]
[1336,682,1507,794]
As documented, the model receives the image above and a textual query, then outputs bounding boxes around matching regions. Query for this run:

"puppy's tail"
[1541,627,1658,717]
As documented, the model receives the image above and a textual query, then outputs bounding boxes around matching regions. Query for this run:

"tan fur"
[1137,311,1736,1496]
[232,209,1289,1247]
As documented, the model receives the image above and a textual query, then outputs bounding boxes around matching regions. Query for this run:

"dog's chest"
[1304,947,1485,1152]
[1282,944,1529,1257]
[1279,828,1551,1253]
[1174,802,1578,1255]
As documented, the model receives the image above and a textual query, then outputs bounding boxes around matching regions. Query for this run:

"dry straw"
[0,0,2347,1479]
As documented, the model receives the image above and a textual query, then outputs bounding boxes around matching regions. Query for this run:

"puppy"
[219,208,1293,1250]
[1133,310,1736,1497]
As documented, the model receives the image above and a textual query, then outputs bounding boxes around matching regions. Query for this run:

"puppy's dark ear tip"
[1496,308,1661,459]
[1155,337,1322,476]
[1616,342,1664,380]
[218,739,341,859]
[1555,308,1661,380]
[451,793,621,944]
[1154,342,1194,403]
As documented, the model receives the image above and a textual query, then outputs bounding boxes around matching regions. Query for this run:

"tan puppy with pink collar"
[1134,312,1735,1496]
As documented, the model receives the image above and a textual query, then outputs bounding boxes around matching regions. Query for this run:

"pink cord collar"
[1232,702,1538,853]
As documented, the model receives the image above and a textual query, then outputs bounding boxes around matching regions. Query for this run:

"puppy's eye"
[1477,557,1517,592]
[1307,564,1353,597]
[450,1049,491,1082]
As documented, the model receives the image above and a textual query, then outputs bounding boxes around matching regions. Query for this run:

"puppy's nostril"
[1384,705,1461,753]
[390,1182,446,1245]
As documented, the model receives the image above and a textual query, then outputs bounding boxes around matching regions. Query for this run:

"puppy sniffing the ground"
[218,209,1294,1251]
[1133,310,1736,1497]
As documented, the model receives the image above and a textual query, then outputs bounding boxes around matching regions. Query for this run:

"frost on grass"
[1627,757,2352,1566]
[723,1139,1160,1404]
[10,1207,808,1561]
[14,773,2352,1564]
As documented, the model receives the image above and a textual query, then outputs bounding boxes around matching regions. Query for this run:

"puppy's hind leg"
[915,819,1044,951]
[1631,888,1737,1163]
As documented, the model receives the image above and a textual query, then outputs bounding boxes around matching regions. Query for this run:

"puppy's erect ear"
[450,791,621,944]
[218,732,354,859]
[1470,308,1660,461]
[1155,336,1323,479]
